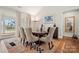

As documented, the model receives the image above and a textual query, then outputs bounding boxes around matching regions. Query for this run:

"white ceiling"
[6,6,43,15]
[4,6,79,15]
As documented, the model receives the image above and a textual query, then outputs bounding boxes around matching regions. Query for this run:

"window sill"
[0,33,15,40]
[1,33,15,36]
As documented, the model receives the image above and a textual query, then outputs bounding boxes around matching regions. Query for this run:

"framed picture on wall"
[43,16,54,24]
[65,16,75,32]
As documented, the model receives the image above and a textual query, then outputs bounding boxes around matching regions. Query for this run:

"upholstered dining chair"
[40,27,56,50]
[24,28,38,49]
[19,27,26,45]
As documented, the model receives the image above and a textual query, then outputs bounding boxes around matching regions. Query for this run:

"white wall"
[20,6,79,39]
[31,8,64,38]
[0,7,19,38]
[31,8,79,39]
[0,7,79,39]
[0,7,31,38]
[77,11,79,38]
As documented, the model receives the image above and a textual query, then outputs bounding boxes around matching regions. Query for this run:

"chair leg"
[30,43,32,50]
[48,41,54,50]
[21,38,22,43]
[26,41,28,47]
[50,41,54,49]
[23,39,25,45]
[36,46,39,51]
[48,42,50,50]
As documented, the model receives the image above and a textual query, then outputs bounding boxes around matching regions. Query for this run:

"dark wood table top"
[32,32,48,38]
[32,32,48,46]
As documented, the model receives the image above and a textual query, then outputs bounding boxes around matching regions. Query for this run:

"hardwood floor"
[8,37,79,53]
[52,37,79,53]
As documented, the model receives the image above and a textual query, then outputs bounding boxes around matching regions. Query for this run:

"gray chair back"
[25,28,38,42]
[40,27,56,42]
[19,27,26,40]
[49,27,56,41]
[25,28,32,42]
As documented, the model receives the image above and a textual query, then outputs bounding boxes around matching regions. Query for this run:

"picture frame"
[65,16,75,32]
[43,16,53,24]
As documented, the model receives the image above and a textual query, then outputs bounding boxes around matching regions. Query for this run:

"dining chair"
[19,27,26,45]
[24,28,38,49]
[40,27,56,50]
[47,27,51,33]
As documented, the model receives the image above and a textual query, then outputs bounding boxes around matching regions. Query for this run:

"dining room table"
[32,31,48,45]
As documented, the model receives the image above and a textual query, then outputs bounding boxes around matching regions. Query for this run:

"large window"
[2,17,16,34]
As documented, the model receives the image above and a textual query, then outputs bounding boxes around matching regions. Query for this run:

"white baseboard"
[64,35,72,37]
[58,36,63,39]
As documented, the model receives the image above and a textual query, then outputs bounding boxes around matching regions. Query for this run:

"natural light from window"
[2,17,16,34]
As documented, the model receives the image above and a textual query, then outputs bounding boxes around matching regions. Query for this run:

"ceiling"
[6,6,43,15]
[4,6,79,15]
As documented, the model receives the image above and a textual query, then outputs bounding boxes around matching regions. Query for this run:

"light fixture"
[31,16,39,21]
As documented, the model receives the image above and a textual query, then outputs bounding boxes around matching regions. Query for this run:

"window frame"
[1,15,16,35]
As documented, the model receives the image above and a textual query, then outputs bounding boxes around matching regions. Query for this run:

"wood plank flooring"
[8,37,79,53]
[53,37,79,53]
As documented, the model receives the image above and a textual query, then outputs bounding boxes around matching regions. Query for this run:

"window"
[2,17,16,34]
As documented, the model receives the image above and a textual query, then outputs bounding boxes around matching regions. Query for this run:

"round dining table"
[32,31,48,45]
[32,32,48,38]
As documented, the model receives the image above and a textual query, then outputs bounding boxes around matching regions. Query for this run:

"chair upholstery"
[47,27,51,33]
[19,27,26,45]
[24,28,38,49]
[24,28,38,42]
[40,27,56,42]
[40,27,56,49]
